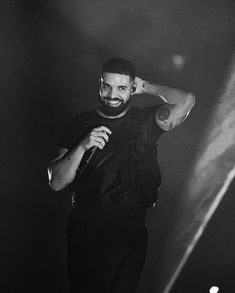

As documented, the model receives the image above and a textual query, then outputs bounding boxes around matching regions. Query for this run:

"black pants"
[67,213,148,293]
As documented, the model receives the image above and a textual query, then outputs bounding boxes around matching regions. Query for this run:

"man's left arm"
[134,77,196,131]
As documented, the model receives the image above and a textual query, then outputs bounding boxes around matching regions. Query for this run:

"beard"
[98,97,131,117]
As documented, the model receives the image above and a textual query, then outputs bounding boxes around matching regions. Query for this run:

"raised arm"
[134,77,196,131]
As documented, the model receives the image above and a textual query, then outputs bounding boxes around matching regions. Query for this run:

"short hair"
[101,57,135,81]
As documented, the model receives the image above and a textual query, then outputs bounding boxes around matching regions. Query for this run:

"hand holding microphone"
[80,126,112,151]
[79,126,112,165]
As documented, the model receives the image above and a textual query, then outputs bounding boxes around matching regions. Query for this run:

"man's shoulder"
[60,109,98,149]
[129,106,145,118]
[74,109,96,120]
[129,105,166,138]
[129,105,163,120]
[68,109,97,125]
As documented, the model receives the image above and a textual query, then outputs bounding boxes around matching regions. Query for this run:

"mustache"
[103,97,122,102]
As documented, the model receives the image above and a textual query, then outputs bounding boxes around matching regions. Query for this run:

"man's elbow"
[49,177,70,191]
[48,166,74,191]
[47,167,64,191]
[49,179,64,191]
[187,92,196,108]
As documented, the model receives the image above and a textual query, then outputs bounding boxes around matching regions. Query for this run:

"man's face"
[99,72,134,116]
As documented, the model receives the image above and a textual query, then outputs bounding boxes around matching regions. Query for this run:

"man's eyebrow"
[102,81,110,85]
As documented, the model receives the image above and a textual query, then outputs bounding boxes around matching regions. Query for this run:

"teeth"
[106,100,121,106]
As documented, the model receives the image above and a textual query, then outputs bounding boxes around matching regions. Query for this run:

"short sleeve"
[59,115,84,149]
[143,104,166,143]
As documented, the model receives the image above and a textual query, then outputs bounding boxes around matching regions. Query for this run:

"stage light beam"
[153,52,235,293]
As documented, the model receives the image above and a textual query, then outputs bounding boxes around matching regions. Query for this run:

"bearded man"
[48,57,195,293]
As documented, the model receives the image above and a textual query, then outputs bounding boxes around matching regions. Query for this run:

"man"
[47,57,195,293]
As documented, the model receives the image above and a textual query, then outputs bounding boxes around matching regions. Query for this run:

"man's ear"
[131,82,137,93]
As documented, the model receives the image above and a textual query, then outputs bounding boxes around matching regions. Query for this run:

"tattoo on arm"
[157,106,171,123]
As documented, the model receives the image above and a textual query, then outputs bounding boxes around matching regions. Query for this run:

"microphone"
[78,130,110,175]
[76,146,97,176]
[85,145,98,165]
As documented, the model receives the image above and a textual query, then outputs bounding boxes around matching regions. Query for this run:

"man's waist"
[71,201,146,223]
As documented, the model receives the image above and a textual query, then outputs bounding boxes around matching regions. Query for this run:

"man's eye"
[102,84,109,88]
[119,87,127,90]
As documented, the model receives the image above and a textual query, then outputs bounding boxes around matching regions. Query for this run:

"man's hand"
[48,125,112,191]
[80,126,112,151]
[133,77,147,95]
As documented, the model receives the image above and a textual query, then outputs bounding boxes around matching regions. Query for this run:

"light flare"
[154,53,235,293]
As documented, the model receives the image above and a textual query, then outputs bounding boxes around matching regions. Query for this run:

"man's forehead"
[101,72,132,84]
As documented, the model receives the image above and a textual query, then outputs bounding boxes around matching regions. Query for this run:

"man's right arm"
[47,125,111,191]
[47,145,85,191]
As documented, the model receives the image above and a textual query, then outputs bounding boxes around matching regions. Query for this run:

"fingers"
[91,130,109,142]
[90,127,111,149]
[93,126,112,136]
[90,136,106,149]
[81,126,112,151]
[134,77,146,95]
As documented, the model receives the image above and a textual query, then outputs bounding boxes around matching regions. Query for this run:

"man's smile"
[104,98,122,107]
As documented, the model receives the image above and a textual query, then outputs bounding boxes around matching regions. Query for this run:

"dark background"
[1,0,235,292]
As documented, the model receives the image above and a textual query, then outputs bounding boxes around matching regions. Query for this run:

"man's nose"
[110,88,117,99]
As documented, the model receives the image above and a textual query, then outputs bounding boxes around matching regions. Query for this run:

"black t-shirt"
[60,106,165,220]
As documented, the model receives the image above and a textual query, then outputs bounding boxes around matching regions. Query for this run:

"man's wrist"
[77,143,86,154]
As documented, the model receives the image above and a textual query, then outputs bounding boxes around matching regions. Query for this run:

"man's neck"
[96,105,130,119]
